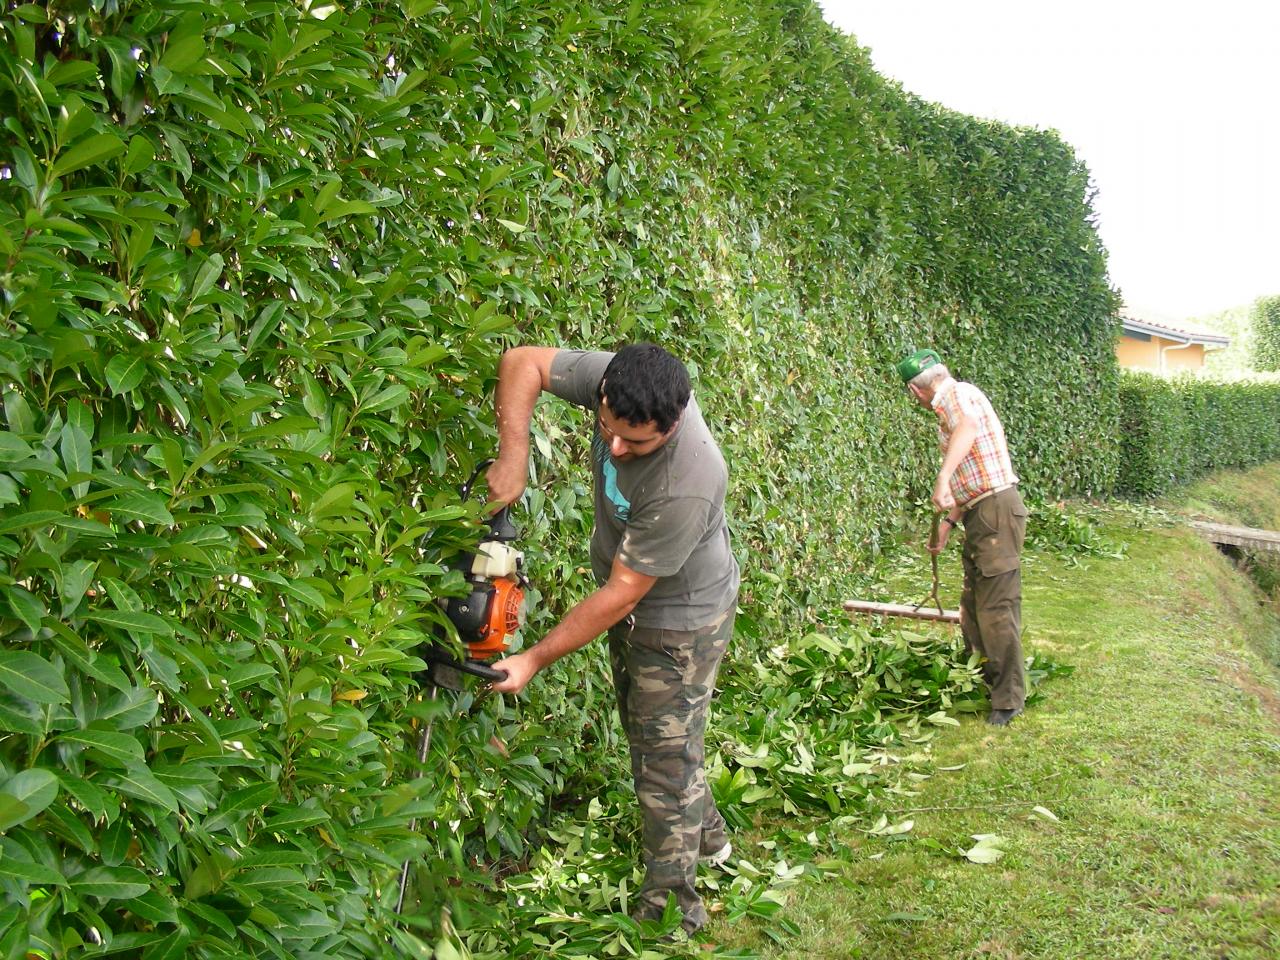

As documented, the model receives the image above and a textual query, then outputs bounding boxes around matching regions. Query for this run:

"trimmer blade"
[425,647,464,691]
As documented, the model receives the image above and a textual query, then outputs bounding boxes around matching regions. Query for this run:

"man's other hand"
[928,523,951,556]
[489,651,537,694]
[485,455,527,510]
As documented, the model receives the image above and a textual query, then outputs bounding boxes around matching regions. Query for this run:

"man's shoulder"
[550,349,614,378]
[549,350,614,406]
[952,380,992,405]
[625,401,726,497]
[667,402,727,486]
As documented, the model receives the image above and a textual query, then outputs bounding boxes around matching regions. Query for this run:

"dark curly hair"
[599,343,691,434]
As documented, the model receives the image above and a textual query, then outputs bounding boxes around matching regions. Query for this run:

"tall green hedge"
[1117,372,1280,497]
[1,1,1121,955]
[1252,294,1280,372]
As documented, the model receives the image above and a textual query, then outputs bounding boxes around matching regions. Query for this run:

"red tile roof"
[1119,313,1230,346]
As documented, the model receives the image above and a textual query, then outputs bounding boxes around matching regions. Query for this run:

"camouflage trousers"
[608,606,735,933]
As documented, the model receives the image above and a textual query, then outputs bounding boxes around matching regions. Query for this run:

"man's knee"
[634,734,701,788]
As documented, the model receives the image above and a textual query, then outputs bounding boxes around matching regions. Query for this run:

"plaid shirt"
[931,378,1018,507]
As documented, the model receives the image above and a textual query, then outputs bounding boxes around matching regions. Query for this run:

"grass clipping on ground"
[710,463,1280,960]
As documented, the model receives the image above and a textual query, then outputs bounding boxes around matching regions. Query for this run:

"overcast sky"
[817,1,1279,321]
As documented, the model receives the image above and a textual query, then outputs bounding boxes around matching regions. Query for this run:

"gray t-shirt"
[548,350,740,630]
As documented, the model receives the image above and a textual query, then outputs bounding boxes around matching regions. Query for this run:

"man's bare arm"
[486,346,559,507]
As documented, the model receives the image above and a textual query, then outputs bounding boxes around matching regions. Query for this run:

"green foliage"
[1250,294,1280,371]
[1116,372,1280,496]
[710,625,984,824]
[431,622,987,959]
[0,0,1117,955]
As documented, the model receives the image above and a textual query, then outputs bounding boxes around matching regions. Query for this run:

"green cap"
[895,348,941,383]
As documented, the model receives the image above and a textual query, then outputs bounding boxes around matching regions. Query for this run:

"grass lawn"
[706,465,1280,959]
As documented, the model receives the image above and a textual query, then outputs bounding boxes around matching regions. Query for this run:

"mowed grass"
[707,465,1280,959]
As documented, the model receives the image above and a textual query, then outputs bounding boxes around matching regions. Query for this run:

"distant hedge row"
[1117,372,1280,496]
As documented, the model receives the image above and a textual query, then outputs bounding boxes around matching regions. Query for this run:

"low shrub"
[1117,372,1280,497]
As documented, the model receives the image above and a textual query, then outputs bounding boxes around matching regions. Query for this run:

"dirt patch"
[1220,662,1280,728]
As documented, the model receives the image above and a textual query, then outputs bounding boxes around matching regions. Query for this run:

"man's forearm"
[488,347,559,506]
[524,583,642,672]
[495,348,544,462]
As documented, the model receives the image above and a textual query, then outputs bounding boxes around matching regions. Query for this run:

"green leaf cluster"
[708,624,984,823]
[1025,501,1127,561]
[1,0,1123,954]
[1195,302,1253,377]
[1116,372,1280,496]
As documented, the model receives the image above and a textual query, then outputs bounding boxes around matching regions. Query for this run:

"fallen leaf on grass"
[866,815,914,836]
[961,834,1008,864]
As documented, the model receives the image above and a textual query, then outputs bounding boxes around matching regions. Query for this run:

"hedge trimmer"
[396,464,527,913]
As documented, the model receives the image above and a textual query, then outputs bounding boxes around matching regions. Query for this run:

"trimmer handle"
[457,660,508,683]
[426,644,509,684]
[487,505,518,542]
[461,460,519,541]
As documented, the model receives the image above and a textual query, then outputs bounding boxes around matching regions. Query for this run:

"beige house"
[1116,315,1230,375]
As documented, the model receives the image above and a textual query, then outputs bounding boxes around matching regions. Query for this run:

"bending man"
[486,343,740,933]
[898,348,1028,726]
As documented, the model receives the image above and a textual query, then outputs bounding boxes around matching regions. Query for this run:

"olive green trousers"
[960,487,1028,710]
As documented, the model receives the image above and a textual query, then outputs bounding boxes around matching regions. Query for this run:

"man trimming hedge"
[485,343,740,935]
[898,348,1028,726]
